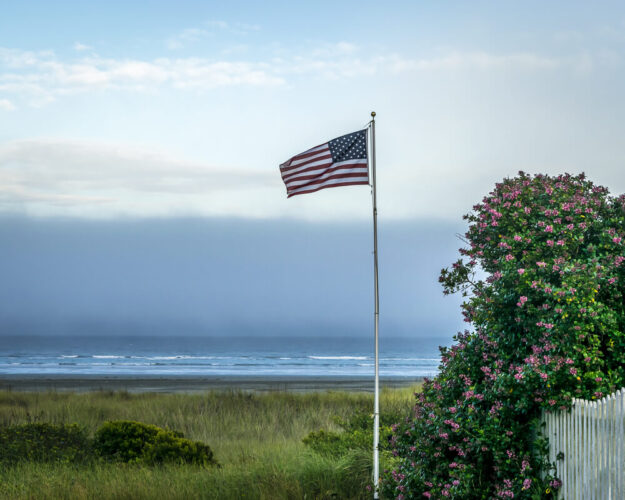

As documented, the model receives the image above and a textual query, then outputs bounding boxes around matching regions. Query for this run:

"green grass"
[0,386,419,499]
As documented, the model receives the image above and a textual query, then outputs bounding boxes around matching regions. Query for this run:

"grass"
[0,385,419,499]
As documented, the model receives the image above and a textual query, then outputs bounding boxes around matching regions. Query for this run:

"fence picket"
[584,400,589,499]
[576,399,581,500]
[543,389,625,499]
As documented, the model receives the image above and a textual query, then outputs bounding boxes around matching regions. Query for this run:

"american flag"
[279,129,369,197]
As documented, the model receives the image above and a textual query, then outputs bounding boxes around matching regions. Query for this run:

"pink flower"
[537,261,546,267]
[522,479,532,490]
[614,237,622,244]
[505,254,515,261]
[547,240,554,247]
[518,268,525,275]
[545,225,553,233]
[514,235,522,241]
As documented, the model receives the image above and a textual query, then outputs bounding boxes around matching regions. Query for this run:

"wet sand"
[0,375,423,393]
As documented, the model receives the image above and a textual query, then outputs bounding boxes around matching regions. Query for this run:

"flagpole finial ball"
[371,111,376,118]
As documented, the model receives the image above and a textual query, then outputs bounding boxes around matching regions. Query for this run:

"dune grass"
[0,385,419,499]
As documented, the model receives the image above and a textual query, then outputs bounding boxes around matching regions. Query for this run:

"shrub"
[303,410,398,458]
[386,173,625,499]
[0,422,91,464]
[94,420,217,466]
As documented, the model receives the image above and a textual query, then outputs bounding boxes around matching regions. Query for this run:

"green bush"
[303,410,398,458]
[0,422,91,464]
[94,420,217,466]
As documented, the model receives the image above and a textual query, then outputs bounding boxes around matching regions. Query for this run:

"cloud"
[0,98,15,110]
[0,49,286,104]
[204,20,260,35]
[73,42,93,52]
[387,51,561,72]
[166,28,211,50]
[0,139,280,217]
[166,21,261,49]
[310,41,359,57]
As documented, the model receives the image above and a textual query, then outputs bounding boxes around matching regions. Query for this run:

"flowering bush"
[385,173,625,499]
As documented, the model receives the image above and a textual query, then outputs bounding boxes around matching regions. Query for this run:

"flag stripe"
[281,156,353,181]
[280,150,331,173]
[287,148,331,167]
[287,179,370,198]
[285,171,369,193]
[280,144,329,168]
[287,171,369,190]
[283,158,368,184]
[281,154,333,176]
[284,163,368,188]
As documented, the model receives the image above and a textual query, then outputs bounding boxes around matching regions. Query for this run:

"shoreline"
[0,374,424,393]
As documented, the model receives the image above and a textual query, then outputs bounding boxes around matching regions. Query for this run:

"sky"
[1,1,625,338]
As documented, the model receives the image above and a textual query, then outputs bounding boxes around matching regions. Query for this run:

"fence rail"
[541,388,625,499]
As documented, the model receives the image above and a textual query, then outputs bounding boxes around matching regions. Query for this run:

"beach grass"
[0,385,419,499]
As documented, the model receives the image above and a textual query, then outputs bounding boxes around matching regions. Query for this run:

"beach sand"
[0,375,423,393]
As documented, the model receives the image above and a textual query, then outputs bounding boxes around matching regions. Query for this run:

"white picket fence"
[541,388,625,499]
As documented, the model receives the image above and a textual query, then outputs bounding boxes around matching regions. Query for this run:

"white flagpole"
[369,111,380,499]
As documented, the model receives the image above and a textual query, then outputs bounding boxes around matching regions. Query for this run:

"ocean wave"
[130,355,237,360]
[308,356,368,360]
[382,357,440,362]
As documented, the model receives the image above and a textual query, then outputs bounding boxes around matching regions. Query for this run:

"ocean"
[0,335,448,378]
